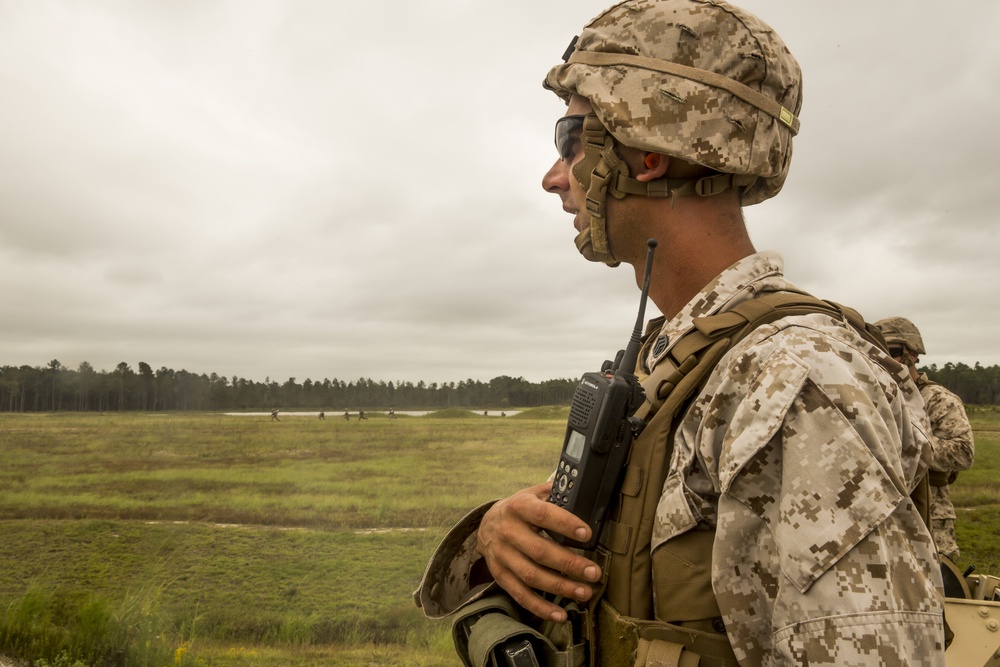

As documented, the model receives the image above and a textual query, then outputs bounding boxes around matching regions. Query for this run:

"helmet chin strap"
[572,114,626,267]
[571,114,755,267]
[574,226,596,256]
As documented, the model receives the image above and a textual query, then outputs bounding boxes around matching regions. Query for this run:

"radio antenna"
[615,238,656,375]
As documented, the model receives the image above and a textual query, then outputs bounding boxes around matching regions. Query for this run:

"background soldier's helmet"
[874,317,928,355]
[545,0,803,206]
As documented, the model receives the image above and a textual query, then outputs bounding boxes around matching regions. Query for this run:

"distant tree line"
[0,360,578,413]
[920,362,1000,406]
[2,360,997,413]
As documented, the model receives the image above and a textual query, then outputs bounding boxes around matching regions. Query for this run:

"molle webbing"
[597,601,741,667]
[595,292,884,663]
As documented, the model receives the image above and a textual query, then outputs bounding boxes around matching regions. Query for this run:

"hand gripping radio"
[548,239,656,550]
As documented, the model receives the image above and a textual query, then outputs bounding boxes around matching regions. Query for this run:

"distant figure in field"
[484,410,488,416]
[358,409,368,421]
[500,411,506,417]
[270,409,280,422]
[318,411,326,421]
[343,410,350,421]
[389,408,396,419]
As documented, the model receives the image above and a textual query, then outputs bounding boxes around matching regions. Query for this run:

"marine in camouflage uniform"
[416,1,945,664]
[876,317,975,562]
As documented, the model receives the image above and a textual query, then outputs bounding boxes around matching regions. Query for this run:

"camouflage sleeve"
[704,322,944,665]
[922,384,975,473]
[413,501,499,619]
[716,483,945,665]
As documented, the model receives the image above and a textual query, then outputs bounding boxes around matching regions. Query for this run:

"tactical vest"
[590,290,922,667]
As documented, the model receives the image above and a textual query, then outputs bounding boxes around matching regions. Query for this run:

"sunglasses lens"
[554,115,586,159]
[888,346,904,358]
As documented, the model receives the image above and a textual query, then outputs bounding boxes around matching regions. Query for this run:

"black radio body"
[547,239,656,551]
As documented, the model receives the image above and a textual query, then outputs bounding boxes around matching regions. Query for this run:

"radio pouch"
[452,594,587,667]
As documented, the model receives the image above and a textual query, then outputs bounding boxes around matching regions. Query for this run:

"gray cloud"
[1,0,998,385]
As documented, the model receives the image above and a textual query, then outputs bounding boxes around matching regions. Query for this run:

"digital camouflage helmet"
[545,0,802,265]
[875,316,928,355]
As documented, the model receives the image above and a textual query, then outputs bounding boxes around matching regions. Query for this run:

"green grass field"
[1,406,998,666]
[950,406,1000,572]
[0,410,566,666]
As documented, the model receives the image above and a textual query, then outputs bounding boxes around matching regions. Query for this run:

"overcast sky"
[2,0,998,385]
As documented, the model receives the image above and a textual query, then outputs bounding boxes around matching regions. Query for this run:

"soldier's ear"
[637,152,669,182]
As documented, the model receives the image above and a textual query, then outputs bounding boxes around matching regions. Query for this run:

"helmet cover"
[545,0,803,205]
[874,317,927,355]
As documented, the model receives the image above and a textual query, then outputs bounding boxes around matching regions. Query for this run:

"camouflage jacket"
[416,252,945,666]
[917,375,975,522]
[647,252,944,665]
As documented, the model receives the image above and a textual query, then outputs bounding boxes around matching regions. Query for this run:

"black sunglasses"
[554,114,587,159]
[888,345,905,358]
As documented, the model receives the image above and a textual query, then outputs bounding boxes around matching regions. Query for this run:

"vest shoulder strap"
[691,291,887,357]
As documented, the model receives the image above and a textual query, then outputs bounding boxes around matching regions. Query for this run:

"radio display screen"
[565,430,586,462]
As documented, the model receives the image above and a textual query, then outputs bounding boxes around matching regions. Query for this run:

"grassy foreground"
[1,406,999,666]
[0,410,565,666]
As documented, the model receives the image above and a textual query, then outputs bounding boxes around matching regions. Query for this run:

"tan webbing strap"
[825,300,891,353]
[613,172,744,200]
[601,519,632,556]
[577,112,752,206]
[598,601,738,667]
[635,637,686,667]
[568,51,800,135]
[621,465,644,498]
[654,354,701,402]
[689,294,892,363]
[693,293,835,339]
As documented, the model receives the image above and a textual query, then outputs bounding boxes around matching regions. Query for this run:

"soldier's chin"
[576,241,602,263]
[573,229,602,263]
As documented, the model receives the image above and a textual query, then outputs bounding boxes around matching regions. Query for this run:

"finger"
[509,484,587,539]
[512,522,599,586]
[480,499,602,605]
[502,527,597,595]
[504,491,601,579]
[486,487,603,583]
[488,550,588,623]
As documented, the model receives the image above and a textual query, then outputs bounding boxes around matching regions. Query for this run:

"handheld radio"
[548,238,657,550]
